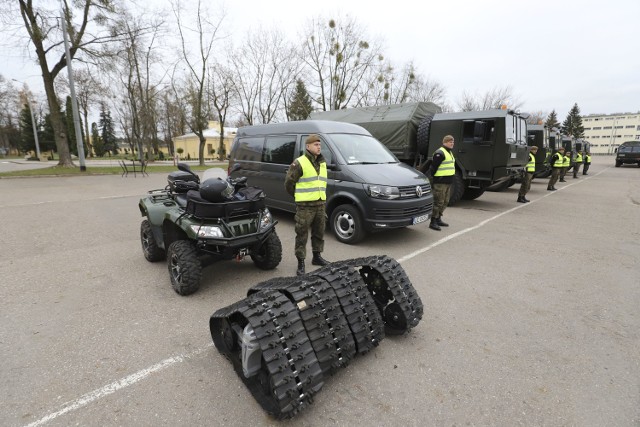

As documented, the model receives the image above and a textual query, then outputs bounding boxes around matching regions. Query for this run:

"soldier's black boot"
[296,258,305,276]
[311,252,329,266]
[429,218,441,231]
[517,196,527,203]
[436,217,449,227]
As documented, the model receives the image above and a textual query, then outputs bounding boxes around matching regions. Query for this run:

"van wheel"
[330,204,365,245]
[167,240,202,296]
[615,160,621,167]
[447,171,466,206]
[417,114,434,156]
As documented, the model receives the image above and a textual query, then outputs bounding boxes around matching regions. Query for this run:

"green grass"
[0,164,228,177]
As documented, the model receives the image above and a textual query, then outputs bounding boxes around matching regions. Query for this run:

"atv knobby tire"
[140,219,165,262]
[167,240,202,296]
[251,231,283,270]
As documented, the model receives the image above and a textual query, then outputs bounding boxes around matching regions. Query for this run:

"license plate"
[413,213,430,225]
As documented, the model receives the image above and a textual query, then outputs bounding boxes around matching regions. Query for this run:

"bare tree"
[56,69,104,157]
[171,0,224,165]
[207,63,236,159]
[526,111,548,125]
[3,0,124,167]
[230,28,300,125]
[301,15,385,111]
[457,86,523,112]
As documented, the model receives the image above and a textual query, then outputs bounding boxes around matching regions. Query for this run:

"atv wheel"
[167,240,202,296]
[140,219,165,262]
[330,204,365,244]
[251,232,282,270]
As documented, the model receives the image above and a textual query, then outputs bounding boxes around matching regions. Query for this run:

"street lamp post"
[13,79,41,160]
[61,6,87,171]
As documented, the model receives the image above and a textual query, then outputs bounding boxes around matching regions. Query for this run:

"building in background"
[171,121,237,160]
[582,113,640,155]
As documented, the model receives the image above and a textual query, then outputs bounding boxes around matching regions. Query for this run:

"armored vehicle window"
[463,120,495,144]
[263,135,296,164]
[234,137,263,161]
[506,116,528,145]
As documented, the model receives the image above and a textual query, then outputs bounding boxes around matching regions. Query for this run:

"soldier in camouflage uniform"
[427,135,456,231]
[285,134,330,275]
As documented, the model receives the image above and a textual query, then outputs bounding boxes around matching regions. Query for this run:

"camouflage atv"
[138,163,282,295]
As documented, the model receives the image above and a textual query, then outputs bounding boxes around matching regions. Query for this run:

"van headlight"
[190,224,224,238]
[260,208,273,230]
[365,184,400,199]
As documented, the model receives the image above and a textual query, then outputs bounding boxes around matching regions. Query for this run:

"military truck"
[527,124,552,178]
[310,102,530,205]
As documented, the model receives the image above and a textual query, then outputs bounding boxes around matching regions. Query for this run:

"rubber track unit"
[209,255,422,419]
[250,275,357,375]
[328,255,423,335]
[210,290,324,419]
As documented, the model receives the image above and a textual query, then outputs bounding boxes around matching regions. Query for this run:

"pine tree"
[545,110,560,130]
[287,80,314,121]
[99,103,117,155]
[561,103,585,138]
[91,122,105,157]
[18,104,36,154]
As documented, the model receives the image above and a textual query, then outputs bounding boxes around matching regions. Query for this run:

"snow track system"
[209,255,423,419]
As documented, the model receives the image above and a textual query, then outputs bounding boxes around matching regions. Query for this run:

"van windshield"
[328,134,398,164]
[619,144,640,153]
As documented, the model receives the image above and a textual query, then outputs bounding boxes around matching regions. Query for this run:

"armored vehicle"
[527,124,552,178]
[310,102,530,205]
[615,140,640,167]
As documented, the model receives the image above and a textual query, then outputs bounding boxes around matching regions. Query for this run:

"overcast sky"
[3,0,638,121]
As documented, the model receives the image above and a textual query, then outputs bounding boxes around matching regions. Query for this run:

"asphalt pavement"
[0,155,638,427]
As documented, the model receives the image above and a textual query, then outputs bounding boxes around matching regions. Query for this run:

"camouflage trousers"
[432,183,451,219]
[294,204,326,260]
[548,168,561,187]
[518,172,534,197]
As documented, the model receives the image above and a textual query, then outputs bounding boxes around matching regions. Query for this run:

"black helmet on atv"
[200,177,234,202]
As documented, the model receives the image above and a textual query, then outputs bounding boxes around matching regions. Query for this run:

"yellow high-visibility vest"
[553,153,564,168]
[526,152,536,172]
[562,155,571,167]
[585,154,591,163]
[433,147,455,177]
[294,155,327,202]
[575,153,583,163]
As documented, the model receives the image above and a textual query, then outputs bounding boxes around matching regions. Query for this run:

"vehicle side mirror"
[326,163,340,171]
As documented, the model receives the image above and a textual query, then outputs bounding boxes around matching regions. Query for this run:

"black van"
[227,120,434,244]
[615,140,640,167]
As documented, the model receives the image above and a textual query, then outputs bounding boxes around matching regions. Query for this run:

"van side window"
[235,137,263,161]
[300,134,333,164]
[263,136,296,164]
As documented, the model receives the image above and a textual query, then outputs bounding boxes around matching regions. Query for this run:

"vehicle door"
[261,135,297,211]
[456,119,496,178]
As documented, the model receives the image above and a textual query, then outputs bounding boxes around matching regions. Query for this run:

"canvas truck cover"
[310,102,441,161]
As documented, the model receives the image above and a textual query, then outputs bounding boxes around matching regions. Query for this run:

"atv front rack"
[209,255,423,419]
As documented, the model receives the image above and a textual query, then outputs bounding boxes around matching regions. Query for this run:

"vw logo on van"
[415,186,423,197]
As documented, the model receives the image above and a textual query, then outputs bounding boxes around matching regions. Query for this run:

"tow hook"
[236,248,248,261]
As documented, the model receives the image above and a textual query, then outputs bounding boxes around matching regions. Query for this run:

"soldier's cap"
[306,134,321,145]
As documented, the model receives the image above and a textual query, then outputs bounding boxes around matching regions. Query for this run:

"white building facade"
[582,112,640,155]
